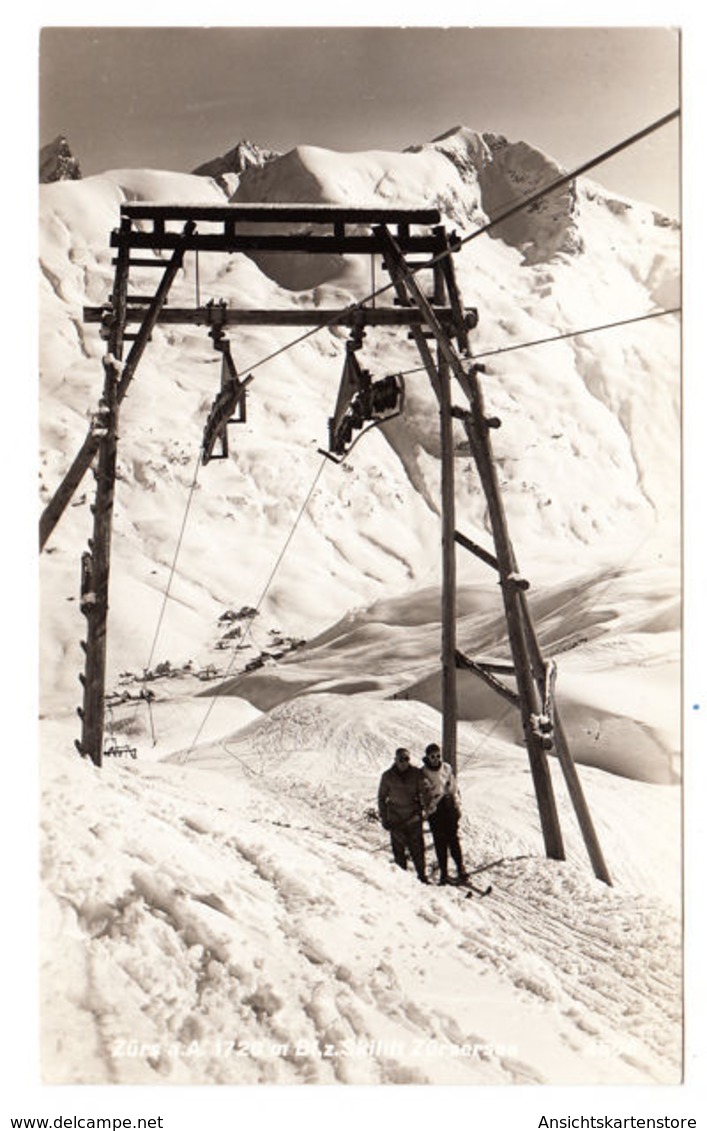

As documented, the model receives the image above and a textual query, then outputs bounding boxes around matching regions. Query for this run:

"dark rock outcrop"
[39,135,82,183]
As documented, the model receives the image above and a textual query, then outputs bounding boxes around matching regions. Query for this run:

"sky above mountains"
[39,25,680,216]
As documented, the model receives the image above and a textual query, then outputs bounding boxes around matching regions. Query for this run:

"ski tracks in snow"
[40,751,680,1085]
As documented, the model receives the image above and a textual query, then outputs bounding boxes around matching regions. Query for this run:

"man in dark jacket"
[377,748,428,882]
[421,743,467,885]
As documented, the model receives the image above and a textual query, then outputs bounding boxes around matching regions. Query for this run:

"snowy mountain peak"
[410,125,493,176]
[192,138,280,195]
[39,134,82,183]
[410,126,582,262]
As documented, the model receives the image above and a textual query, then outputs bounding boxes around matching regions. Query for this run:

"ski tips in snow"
[462,882,492,898]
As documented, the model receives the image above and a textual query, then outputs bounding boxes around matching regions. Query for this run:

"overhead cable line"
[179,453,330,761]
[141,451,203,679]
[382,305,682,381]
[112,450,203,741]
[463,306,680,361]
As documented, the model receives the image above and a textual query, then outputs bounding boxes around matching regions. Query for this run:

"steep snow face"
[231,144,478,288]
[414,126,680,269]
[474,133,581,262]
[410,126,579,261]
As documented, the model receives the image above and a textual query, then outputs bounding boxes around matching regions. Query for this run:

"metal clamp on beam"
[204,297,229,330]
[500,573,531,592]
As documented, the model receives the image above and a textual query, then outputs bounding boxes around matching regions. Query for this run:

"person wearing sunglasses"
[377,747,429,883]
[421,743,467,885]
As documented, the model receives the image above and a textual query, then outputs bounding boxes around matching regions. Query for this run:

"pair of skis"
[439,876,492,898]
[437,853,532,897]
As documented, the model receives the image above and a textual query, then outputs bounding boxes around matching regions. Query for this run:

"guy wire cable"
[112,448,203,742]
[142,449,203,679]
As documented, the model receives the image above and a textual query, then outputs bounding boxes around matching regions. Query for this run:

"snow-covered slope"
[41,696,680,1086]
[38,131,682,1086]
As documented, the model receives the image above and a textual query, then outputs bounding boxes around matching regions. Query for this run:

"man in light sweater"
[421,743,467,885]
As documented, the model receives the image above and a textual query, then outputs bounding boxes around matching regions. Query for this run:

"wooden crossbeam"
[517,591,613,885]
[476,659,516,675]
[119,257,167,268]
[115,204,450,257]
[455,651,520,708]
[83,305,465,328]
[120,203,443,225]
[111,231,446,255]
[454,529,500,571]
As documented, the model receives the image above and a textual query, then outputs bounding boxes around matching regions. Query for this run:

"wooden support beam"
[78,363,119,768]
[476,660,516,675]
[75,222,198,765]
[375,227,477,403]
[378,230,458,766]
[76,216,131,767]
[40,431,102,550]
[378,238,443,403]
[83,305,464,329]
[438,349,458,773]
[120,203,443,225]
[518,591,612,885]
[456,406,565,861]
[118,257,168,268]
[114,223,196,405]
[110,231,446,255]
[454,529,500,571]
[435,227,478,354]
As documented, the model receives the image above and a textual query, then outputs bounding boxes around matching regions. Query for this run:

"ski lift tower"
[40,202,611,884]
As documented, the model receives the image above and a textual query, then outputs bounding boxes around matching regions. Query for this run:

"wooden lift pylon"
[40,202,610,883]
